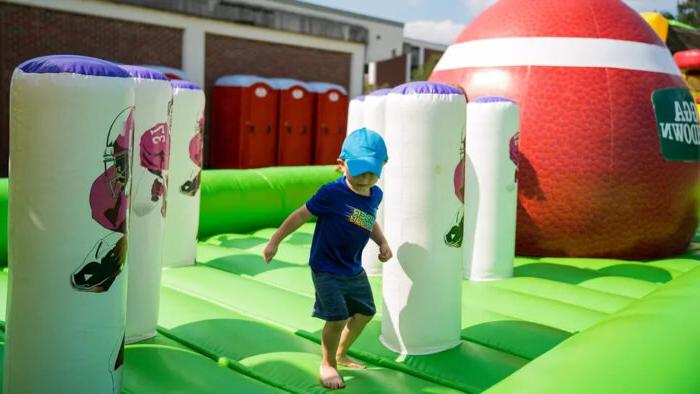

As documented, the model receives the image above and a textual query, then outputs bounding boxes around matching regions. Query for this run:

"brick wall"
[205,33,351,90]
[376,54,407,88]
[0,3,183,177]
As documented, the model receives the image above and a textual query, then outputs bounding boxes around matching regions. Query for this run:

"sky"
[302,0,680,45]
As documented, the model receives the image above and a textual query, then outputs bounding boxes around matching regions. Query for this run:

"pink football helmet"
[90,106,133,232]
[190,115,204,167]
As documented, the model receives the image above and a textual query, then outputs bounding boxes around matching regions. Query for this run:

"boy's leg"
[321,319,347,389]
[336,313,373,368]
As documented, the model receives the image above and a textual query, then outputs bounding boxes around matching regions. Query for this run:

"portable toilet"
[308,82,349,164]
[210,75,278,168]
[271,78,314,166]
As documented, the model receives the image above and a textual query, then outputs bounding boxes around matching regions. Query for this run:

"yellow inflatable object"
[683,73,700,105]
[674,49,700,111]
[641,12,669,42]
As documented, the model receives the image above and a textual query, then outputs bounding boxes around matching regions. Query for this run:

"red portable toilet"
[308,82,349,164]
[210,75,278,168]
[271,78,314,166]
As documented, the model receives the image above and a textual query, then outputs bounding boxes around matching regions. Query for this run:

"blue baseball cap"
[339,128,388,177]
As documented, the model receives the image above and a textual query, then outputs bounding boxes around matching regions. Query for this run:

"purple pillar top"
[352,95,366,102]
[18,55,130,78]
[171,79,202,91]
[120,65,168,81]
[391,81,463,95]
[368,88,391,96]
[472,96,515,104]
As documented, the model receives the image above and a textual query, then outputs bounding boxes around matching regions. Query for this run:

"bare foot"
[337,355,366,369]
[320,364,345,389]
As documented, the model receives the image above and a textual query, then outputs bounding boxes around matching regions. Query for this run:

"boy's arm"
[263,205,313,263]
[371,222,393,262]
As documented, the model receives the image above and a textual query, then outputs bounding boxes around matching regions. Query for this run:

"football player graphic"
[71,106,133,293]
[445,127,466,248]
[181,115,203,196]
[132,122,170,217]
[509,132,520,182]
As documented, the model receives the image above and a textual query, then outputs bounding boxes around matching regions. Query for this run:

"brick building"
[0,0,444,175]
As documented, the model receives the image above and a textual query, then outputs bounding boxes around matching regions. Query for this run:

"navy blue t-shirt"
[306,177,383,276]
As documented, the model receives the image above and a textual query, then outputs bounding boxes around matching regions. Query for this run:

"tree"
[677,0,700,27]
[411,54,442,82]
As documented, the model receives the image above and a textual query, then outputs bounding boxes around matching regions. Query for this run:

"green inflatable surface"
[198,167,339,239]
[0,179,7,268]
[0,167,698,393]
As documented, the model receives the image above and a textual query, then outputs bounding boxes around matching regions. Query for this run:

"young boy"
[263,128,392,390]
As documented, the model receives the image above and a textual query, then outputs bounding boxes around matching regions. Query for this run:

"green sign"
[651,87,700,162]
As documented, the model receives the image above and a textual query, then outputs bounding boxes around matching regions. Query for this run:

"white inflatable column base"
[379,335,461,356]
[380,83,465,355]
[126,331,157,344]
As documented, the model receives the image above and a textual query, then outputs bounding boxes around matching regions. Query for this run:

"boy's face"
[338,160,380,191]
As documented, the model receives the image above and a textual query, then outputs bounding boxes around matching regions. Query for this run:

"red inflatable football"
[431,0,699,258]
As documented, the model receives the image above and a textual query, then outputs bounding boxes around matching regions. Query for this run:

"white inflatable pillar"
[7,55,134,393]
[381,82,465,355]
[162,80,205,267]
[346,95,365,134]
[463,97,520,280]
[121,66,172,343]
[360,88,390,276]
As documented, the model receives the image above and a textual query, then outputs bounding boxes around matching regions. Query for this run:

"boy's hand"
[263,241,278,263]
[378,242,393,262]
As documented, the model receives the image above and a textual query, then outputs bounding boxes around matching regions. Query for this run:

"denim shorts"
[311,269,376,321]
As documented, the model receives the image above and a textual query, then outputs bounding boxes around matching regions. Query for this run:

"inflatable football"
[431,0,699,258]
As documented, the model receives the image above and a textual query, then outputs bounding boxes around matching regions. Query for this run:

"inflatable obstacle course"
[3,0,700,392]
[0,165,698,392]
[181,168,700,393]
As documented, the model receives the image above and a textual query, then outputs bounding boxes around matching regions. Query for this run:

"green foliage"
[677,0,700,27]
[411,53,442,82]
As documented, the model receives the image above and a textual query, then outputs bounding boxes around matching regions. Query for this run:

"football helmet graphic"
[189,131,203,168]
[90,167,129,232]
[509,132,520,183]
[71,232,126,293]
[453,157,465,204]
[444,209,464,248]
[180,116,204,196]
[102,107,133,201]
[90,107,133,233]
[509,132,520,167]
[180,170,201,196]
[445,128,466,248]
